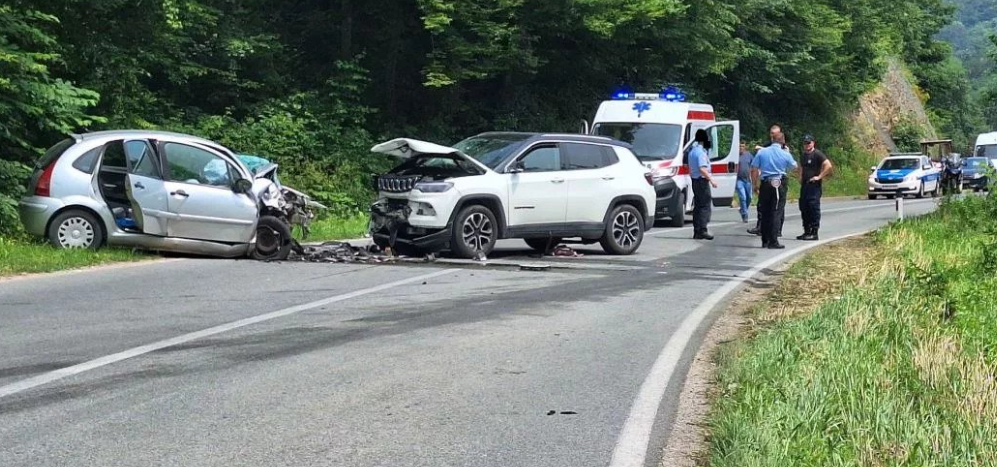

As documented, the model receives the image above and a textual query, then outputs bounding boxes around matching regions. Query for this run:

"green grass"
[296,212,369,243]
[707,194,997,467]
[0,237,148,277]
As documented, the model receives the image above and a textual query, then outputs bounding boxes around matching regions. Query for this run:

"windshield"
[977,144,997,160]
[452,134,531,169]
[967,158,987,169]
[593,123,682,162]
[881,158,920,170]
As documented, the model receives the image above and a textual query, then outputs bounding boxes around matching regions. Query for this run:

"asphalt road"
[0,197,939,467]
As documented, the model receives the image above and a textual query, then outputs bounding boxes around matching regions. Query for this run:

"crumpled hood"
[371,138,491,172]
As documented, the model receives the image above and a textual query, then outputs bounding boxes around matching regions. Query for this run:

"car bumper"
[868,180,919,195]
[18,196,65,236]
[652,178,680,220]
[372,224,451,251]
[963,176,988,188]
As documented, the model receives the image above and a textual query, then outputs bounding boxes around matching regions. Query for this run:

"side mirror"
[870,166,877,172]
[233,178,253,194]
[508,161,526,174]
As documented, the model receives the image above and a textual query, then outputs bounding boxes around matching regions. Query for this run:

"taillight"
[35,162,56,197]
[644,172,654,185]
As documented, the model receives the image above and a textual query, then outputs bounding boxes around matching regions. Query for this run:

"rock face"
[851,57,937,157]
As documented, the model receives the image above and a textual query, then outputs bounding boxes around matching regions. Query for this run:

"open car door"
[681,121,740,206]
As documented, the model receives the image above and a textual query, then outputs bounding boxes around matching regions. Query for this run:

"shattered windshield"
[452,134,531,170]
[881,158,919,170]
[593,123,682,162]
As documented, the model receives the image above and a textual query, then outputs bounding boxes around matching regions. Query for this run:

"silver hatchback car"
[19,130,323,260]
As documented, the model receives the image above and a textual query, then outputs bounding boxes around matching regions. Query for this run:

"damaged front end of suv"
[368,138,492,256]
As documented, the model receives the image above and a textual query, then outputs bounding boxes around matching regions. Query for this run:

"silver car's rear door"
[158,140,258,243]
[122,139,171,236]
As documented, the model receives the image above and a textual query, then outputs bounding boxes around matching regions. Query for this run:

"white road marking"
[609,231,869,467]
[0,269,459,401]
[649,199,936,237]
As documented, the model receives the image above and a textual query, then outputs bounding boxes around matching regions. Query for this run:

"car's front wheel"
[48,209,103,250]
[251,215,293,261]
[600,204,644,255]
[451,205,498,259]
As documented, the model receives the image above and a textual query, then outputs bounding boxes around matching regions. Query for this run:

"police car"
[867,154,941,199]
[585,87,740,227]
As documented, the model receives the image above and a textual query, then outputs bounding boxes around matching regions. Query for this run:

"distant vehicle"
[962,156,991,192]
[584,88,740,227]
[867,154,941,199]
[368,133,657,258]
[975,132,997,170]
[19,130,324,260]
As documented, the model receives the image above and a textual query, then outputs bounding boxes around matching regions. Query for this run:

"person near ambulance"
[749,124,791,236]
[751,133,797,249]
[736,141,754,223]
[798,134,833,241]
[688,129,718,240]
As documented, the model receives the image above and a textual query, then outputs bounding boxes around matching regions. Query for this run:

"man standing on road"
[736,141,754,223]
[751,133,797,249]
[689,129,718,240]
[797,134,832,241]
[749,125,791,235]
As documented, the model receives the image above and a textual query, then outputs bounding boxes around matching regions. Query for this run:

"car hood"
[371,138,492,172]
[876,168,916,178]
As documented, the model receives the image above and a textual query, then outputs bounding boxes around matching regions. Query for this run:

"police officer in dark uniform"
[751,134,797,249]
[797,134,832,241]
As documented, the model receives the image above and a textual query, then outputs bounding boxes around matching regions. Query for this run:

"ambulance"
[585,89,740,227]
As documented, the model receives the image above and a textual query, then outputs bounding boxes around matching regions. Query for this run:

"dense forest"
[2,0,995,236]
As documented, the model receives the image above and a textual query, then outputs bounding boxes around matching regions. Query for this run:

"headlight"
[975,173,983,179]
[904,174,917,182]
[413,182,454,193]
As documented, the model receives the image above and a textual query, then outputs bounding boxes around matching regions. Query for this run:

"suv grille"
[377,175,422,193]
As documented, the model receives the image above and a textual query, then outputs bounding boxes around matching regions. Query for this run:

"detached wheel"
[668,191,686,228]
[48,209,103,250]
[450,205,498,259]
[600,204,644,255]
[251,215,293,261]
[525,237,561,254]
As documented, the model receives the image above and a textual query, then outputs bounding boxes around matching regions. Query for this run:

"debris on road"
[551,245,583,258]
[287,241,435,264]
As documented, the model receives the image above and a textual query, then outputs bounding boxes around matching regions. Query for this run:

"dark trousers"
[758,178,788,245]
[775,183,787,236]
[800,182,823,230]
[691,178,712,234]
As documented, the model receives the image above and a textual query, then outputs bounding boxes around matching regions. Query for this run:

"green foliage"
[893,114,926,152]
[0,236,146,277]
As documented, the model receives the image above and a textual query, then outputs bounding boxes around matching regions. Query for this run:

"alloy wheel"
[462,212,493,252]
[57,217,96,249]
[612,211,641,248]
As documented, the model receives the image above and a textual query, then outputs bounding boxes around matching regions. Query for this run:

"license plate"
[881,184,897,188]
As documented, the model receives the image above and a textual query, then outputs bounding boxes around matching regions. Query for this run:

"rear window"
[71,148,101,174]
[561,143,618,170]
[36,139,74,169]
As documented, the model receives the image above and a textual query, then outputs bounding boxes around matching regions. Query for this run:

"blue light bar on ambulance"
[659,86,686,102]
[611,86,687,102]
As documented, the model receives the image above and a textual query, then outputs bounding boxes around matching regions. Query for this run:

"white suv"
[369,133,657,259]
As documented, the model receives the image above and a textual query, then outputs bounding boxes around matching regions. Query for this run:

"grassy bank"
[707,194,997,466]
[297,212,369,243]
[0,237,147,277]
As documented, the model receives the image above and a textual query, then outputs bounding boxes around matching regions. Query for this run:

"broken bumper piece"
[371,225,451,251]
[370,199,451,252]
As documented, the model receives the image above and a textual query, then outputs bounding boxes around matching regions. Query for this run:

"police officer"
[689,129,718,240]
[751,133,797,249]
[798,134,832,241]
[749,124,791,236]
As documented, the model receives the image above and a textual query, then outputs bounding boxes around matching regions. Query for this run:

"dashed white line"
[0,269,459,400]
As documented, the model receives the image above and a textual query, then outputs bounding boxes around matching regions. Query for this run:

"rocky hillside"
[851,58,938,156]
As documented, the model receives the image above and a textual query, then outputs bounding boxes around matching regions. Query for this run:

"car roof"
[72,130,226,148]
[473,131,633,149]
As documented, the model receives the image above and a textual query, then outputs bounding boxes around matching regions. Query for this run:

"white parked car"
[368,133,657,258]
[867,154,941,199]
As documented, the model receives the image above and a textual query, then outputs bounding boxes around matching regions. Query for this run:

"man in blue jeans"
[735,141,753,223]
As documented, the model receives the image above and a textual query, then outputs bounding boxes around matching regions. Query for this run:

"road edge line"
[609,231,871,467]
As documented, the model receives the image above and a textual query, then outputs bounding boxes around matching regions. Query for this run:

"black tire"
[916,181,925,198]
[251,215,293,261]
[600,204,645,255]
[47,209,104,250]
[525,237,561,253]
[668,191,686,228]
[450,204,498,259]
[868,194,876,200]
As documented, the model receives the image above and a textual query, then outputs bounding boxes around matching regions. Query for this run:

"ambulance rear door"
[681,121,740,206]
